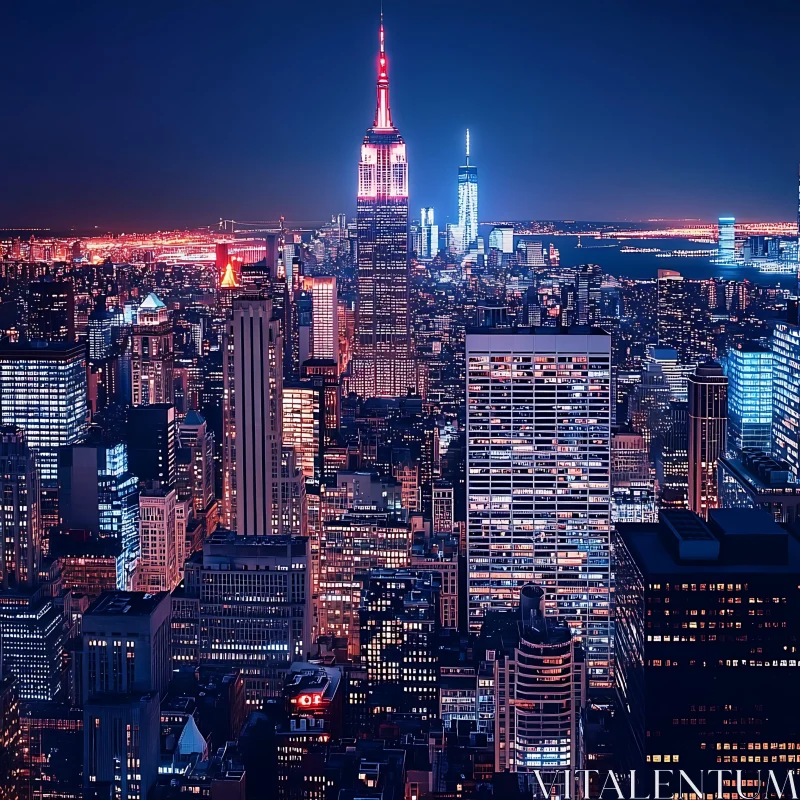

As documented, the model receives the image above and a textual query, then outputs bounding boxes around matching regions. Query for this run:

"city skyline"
[3,0,800,229]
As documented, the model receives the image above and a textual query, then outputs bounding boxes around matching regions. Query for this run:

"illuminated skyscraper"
[27,277,75,342]
[772,313,800,476]
[687,361,728,517]
[310,276,339,367]
[726,342,773,455]
[457,129,478,254]
[466,328,612,689]
[352,19,415,398]
[717,216,736,264]
[0,341,88,532]
[131,292,174,407]
[222,295,284,534]
[419,207,438,258]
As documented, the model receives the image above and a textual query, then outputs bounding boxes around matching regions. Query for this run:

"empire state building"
[351,20,416,399]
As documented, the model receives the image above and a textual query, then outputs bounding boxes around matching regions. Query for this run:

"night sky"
[3,0,800,230]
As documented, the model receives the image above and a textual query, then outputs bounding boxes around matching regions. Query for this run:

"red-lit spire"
[373,13,393,130]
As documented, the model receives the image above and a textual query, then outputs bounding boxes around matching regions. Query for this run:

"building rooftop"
[86,591,169,617]
[617,510,800,574]
[139,292,166,311]
[0,340,85,358]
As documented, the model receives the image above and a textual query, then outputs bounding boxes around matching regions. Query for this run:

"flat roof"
[617,522,800,575]
[87,591,168,617]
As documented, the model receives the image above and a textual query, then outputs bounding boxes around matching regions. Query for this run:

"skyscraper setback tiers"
[351,20,416,399]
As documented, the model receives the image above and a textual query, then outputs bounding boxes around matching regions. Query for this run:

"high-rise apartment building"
[457,129,478,254]
[310,276,339,368]
[318,509,411,654]
[27,277,75,342]
[176,410,216,517]
[687,361,728,517]
[772,314,800,476]
[282,384,321,483]
[58,437,140,590]
[358,570,440,719]
[82,591,171,800]
[726,342,772,455]
[616,510,800,770]
[419,207,439,258]
[0,341,88,532]
[466,328,612,688]
[181,529,311,701]
[717,216,736,264]
[135,484,179,593]
[127,404,177,487]
[222,295,284,534]
[0,427,40,589]
[87,295,113,362]
[131,292,174,406]
[485,585,586,778]
[351,21,415,398]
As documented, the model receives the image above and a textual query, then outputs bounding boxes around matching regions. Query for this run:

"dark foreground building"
[616,508,800,770]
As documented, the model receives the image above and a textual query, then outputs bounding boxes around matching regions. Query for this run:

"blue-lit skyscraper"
[457,129,478,254]
[772,315,800,476]
[726,342,773,455]
[419,207,438,259]
[718,216,736,264]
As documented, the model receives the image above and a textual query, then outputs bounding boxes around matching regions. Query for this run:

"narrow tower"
[457,128,479,254]
[351,18,415,399]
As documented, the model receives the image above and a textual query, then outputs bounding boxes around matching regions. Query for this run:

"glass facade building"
[0,342,88,487]
[457,129,478,255]
[717,216,736,264]
[772,319,800,476]
[466,328,612,689]
[726,342,772,455]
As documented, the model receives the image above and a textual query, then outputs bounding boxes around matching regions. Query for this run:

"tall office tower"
[660,400,689,508]
[318,508,412,655]
[0,427,40,589]
[131,292,174,406]
[358,570,440,719]
[135,484,179,592]
[656,269,691,362]
[486,585,586,778]
[0,589,65,702]
[726,342,773,455]
[772,312,800,476]
[0,676,21,800]
[616,509,800,771]
[687,361,728,517]
[352,21,416,399]
[522,239,546,267]
[58,437,140,590]
[182,529,311,701]
[457,129,479,254]
[717,215,736,264]
[176,410,216,518]
[419,207,439,258]
[282,384,321,483]
[222,295,284,535]
[27,277,75,342]
[82,592,171,800]
[466,328,612,689]
[575,263,602,325]
[610,431,657,524]
[646,345,695,402]
[0,341,87,534]
[488,224,514,255]
[127,404,177,487]
[432,480,454,535]
[310,276,339,368]
[87,295,113,362]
